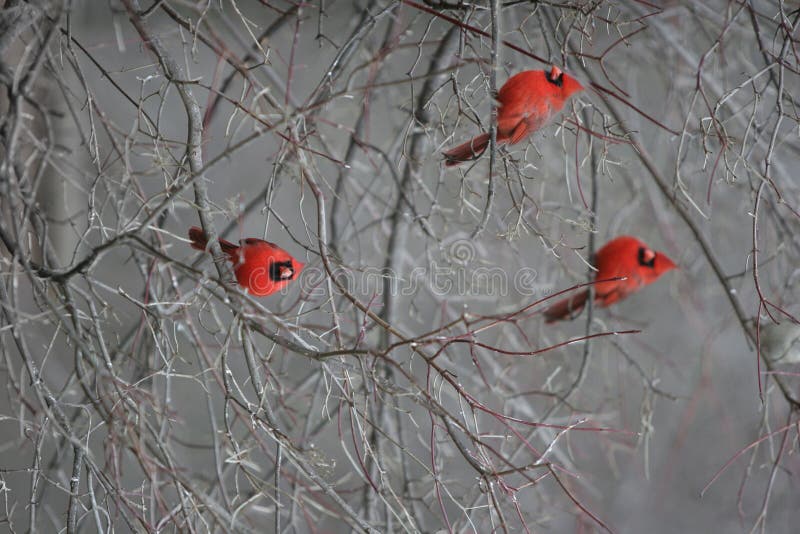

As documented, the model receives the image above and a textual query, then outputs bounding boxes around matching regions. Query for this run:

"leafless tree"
[1,0,799,532]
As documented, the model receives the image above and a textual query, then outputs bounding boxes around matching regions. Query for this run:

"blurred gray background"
[1,0,799,532]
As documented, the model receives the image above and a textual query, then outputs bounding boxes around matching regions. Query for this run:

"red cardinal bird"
[543,236,676,323]
[188,226,303,297]
[443,66,584,166]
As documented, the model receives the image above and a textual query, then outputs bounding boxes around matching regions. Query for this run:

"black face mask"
[638,247,656,268]
[269,260,295,282]
[546,69,564,87]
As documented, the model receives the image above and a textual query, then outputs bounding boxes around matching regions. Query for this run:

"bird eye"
[546,66,564,87]
[638,247,656,268]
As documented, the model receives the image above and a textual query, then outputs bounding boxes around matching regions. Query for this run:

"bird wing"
[596,269,644,307]
[506,118,529,144]
[242,238,279,250]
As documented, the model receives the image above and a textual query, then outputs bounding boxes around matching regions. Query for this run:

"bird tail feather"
[442,133,491,167]
[188,226,238,255]
[543,290,589,323]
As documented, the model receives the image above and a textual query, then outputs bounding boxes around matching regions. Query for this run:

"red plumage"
[443,66,584,166]
[544,236,677,323]
[188,226,304,297]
